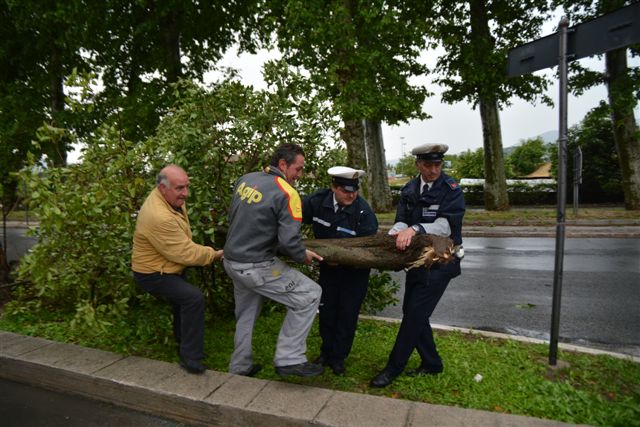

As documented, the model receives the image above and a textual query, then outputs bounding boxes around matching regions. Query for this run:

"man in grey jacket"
[223,143,324,377]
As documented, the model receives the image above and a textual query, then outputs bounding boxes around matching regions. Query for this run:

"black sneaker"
[238,364,262,377]
[179,358,206,375]
[275,361,324,377]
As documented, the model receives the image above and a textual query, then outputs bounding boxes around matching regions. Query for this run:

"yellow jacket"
[132,187,216,274]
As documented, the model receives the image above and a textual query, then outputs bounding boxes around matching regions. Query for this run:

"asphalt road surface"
[0,378,185,427]
[378,237,640,357]
[1,226,37,264]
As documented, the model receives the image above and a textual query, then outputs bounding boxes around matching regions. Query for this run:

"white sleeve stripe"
[336,227,356,236]
[312,217,331,227]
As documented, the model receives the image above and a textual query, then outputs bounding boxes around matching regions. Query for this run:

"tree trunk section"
[305,233,454,271]
[342,118,368,196]
[48,46,67,166]
[469,0,509,211]
[479,97,509,210]
[605,48,640,210]
[162,10,182,84]
[364,119,393,211]
[0,211,9,283]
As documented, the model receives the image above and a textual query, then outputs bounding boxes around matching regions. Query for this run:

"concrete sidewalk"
[1,330,591,427]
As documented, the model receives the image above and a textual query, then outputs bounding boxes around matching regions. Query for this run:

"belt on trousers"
[225,258,275,269]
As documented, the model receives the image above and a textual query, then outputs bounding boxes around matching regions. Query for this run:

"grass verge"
[1,303,638,427]
[376,206,639,225]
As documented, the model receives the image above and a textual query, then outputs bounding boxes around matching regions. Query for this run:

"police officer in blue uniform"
[370,143,465,387]
[302,166,378,375]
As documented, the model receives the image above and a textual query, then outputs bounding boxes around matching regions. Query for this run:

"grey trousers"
[223,257,321,374]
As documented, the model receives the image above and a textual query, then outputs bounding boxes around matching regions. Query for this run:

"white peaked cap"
[327,166,366,179]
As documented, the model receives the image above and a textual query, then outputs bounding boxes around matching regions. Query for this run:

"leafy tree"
[0,1,92,278]
[1,0,258,191]
[554,0,640,209]
[551,103,624,202]
[394,155,418,178]
[254,0,436,212]
[0,0,90,166]
[456,148,485,179]
[508,137,550,177]
[80,0,258,142]
[430,0,552,210]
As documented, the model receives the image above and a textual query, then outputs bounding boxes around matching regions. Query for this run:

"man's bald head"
[157,165,190,209]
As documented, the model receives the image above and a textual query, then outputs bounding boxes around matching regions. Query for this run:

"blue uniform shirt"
[395,172,465,245]
[302,188,378,239]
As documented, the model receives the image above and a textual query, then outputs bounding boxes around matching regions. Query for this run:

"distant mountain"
[504,130,558,154]
[537,130,558,144]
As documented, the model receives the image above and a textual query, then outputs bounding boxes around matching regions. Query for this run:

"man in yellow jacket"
[132,164,223,374]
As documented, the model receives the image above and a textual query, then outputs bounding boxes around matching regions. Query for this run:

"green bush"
[461,181,557,206]
[10,77,342,328]
[362,271,400,314]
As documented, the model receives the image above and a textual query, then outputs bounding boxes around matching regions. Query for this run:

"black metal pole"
[573,147,582,216]
[550,17,570,366]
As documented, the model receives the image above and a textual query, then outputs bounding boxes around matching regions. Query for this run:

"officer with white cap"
[302,166,378,375]
[370,143,465,388]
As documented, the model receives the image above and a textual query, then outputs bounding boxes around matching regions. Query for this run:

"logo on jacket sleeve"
[275,177,302,221]
[446,178,459,190]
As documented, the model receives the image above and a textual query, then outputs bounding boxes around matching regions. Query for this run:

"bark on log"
[304,233,454,271]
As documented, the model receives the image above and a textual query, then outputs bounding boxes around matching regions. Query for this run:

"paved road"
[1,226,37,264]
[0,378,183,427]
[378,236,640,357]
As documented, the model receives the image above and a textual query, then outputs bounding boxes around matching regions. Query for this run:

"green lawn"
[1,304,638,427]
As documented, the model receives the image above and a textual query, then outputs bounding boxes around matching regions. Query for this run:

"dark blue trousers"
[318,265,370,363]
[385,261,459,375]
[133,271,205,361]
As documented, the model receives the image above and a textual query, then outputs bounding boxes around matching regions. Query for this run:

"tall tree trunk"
[470,0,509,210]
[48,46,67,166]
[162,10,182,83]
[335,1,392,210]
[364,119,392,211]
[605,47,640,210]
[0,215,8,283]
[479,97,509,210]
[342,118,368,194]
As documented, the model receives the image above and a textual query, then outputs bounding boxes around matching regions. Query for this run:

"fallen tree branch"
[304,233,454,271]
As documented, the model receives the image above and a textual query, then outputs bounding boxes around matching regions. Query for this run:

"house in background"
[522,162,552,179]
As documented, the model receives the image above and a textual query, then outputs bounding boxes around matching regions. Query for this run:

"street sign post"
[507,2,640,366]
[508,2,640,76]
